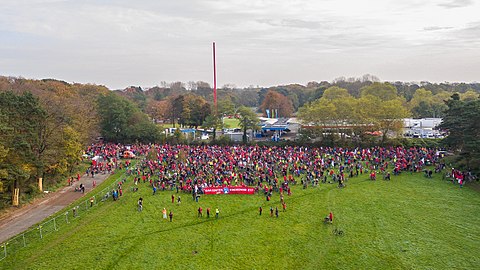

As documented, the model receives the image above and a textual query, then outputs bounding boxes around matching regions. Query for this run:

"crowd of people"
[130,145,449,195]
[74,143,474,223]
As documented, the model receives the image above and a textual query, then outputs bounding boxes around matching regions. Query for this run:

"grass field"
[222,118,240,129]
[1,169,479,269]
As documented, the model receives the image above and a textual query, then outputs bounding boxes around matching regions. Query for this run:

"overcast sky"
[1,0,479,89]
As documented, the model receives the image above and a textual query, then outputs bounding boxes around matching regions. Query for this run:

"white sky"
[1,0,479,89]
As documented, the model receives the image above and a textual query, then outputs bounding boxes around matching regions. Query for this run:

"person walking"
[169,211,173,222]
[198,207,203,217]
[177,196,181,205]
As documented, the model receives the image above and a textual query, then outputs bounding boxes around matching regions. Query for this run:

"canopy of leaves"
[98,92,160,143]
[259,90,294,118]
[439,95,480,170]
[237,106,260,143]
[360,82,398,101]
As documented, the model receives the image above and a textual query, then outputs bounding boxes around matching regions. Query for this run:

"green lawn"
[222,118,240,129]
[1,171,479,269]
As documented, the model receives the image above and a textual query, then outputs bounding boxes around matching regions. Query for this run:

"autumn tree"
[145,100,169,122]
[259,90,294,118]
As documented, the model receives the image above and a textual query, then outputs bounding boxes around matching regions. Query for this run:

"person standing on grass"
[259,206,263,216]
[171,194,175,204]
[215,208,219,219]
[198,207,203,217]
[270,207,274,217]
[282,202,286,212]
[275,207,279,218]
[162,208,167,219]
[207,208,211,218]
[90,197,94,207]
[138,197,143,212]
[177,196,181,205]
[169,210,173,222]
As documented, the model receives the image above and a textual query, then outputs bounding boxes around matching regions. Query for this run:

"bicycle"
[332,228,344,236]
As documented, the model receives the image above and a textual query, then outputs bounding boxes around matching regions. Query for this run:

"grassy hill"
[1,170,479,269]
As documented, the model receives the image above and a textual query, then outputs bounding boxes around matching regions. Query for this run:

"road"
[0,172,111,243]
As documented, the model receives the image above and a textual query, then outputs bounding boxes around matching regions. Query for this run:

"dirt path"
[0,172,111,243]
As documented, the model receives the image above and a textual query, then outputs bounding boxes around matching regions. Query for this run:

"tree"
[259,90,294,118]
[322,86,352,100]
[237,106,260,143]
[371,98,410,144]
[194,81,212,99]
[297,99,337,126]
[203,114,223,141]
[360,82,398,101]
[409,88,450,118]
[145,100,169,122]
[98,92,160,143]
[172,94,211,128]
[0,91,47,203]
[98,93,135,142]
[461,90,479,102]
[439,96,480,171]
[218,98,236,116]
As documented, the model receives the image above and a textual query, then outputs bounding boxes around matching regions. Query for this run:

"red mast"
[213,42,217,114]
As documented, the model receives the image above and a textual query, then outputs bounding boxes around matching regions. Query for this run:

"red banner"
[203,186,255,195]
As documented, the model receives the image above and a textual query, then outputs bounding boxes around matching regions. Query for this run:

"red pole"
[213,42,217,114]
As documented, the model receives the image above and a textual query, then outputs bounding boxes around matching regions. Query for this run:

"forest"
[0,75,479,207]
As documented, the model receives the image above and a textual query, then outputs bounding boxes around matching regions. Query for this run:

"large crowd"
[68,143,476,222]
[79,143,470,194]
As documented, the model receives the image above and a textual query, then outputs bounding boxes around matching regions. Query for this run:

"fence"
[0,163,139,262]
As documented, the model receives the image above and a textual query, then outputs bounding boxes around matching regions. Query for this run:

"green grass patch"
[223,118,240,129]
[1,171,479,269]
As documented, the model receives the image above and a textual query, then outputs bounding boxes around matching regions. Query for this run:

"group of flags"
[265,109,279,118]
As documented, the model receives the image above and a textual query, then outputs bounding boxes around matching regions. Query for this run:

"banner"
[203,186,255,195]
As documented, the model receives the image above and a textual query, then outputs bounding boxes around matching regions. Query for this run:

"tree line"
[0,75,479,208]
